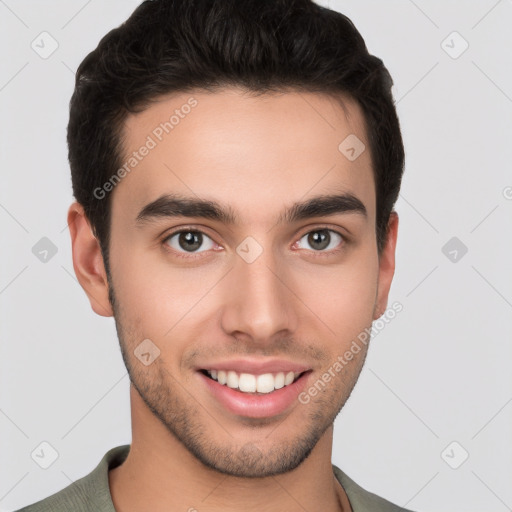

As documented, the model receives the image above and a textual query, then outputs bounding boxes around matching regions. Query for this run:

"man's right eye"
[163,229,217,256]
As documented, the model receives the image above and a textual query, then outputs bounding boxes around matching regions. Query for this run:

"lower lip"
[199,371,310,419]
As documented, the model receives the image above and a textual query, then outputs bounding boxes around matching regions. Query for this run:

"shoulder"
[15,480,91,512]
[14,445,130,512]
[332,464,416,512]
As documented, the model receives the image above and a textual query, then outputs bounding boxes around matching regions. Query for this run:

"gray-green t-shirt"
[15,445,414,512]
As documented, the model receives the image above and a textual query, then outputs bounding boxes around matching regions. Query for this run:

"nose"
[219,242,298,346]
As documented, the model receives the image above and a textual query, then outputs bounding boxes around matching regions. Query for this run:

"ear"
[67,202,113,317]
[373,212,399,320]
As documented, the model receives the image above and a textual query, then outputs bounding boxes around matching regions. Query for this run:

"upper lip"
[196,358,311,375]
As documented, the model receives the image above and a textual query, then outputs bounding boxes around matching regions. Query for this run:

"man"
[18,0,410,510]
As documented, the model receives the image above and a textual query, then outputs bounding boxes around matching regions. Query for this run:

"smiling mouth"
[200,369,308,394]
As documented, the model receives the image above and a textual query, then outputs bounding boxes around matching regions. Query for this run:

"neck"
[109,386,350,512]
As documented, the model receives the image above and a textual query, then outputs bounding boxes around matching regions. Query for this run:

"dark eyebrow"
[279,193,367,224]
[136,194,239,225]
[135,192,367,226]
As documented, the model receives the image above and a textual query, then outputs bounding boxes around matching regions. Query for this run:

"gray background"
[1,1,511,511]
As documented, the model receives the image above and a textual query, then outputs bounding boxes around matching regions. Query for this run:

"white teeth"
[206,369,303,393]
[274,372,285,389]
[226,370,239,389]
[239,373,256,392]
[256,373,275,393]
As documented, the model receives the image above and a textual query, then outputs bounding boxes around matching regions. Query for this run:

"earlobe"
[373,212,399,321]
[67,202,114,317]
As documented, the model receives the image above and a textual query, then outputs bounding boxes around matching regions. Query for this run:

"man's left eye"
[297,229,344,252]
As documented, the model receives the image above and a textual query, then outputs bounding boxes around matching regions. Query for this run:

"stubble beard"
[108,280,366,478]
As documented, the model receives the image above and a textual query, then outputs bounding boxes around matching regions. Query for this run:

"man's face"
[102,87,391,477]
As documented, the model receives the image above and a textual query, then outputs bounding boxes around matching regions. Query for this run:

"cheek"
[294,252,378,341]
[109,246,221,338]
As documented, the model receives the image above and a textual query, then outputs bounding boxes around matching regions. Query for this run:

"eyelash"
[161,225,348,260]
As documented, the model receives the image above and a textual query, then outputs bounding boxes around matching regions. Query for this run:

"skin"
[68,86,398,512]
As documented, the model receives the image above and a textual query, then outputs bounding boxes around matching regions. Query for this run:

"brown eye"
[298,229,344,252]
[164,230,215,254]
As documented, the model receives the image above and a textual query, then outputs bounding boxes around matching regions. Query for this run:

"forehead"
[114,87,375,225]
